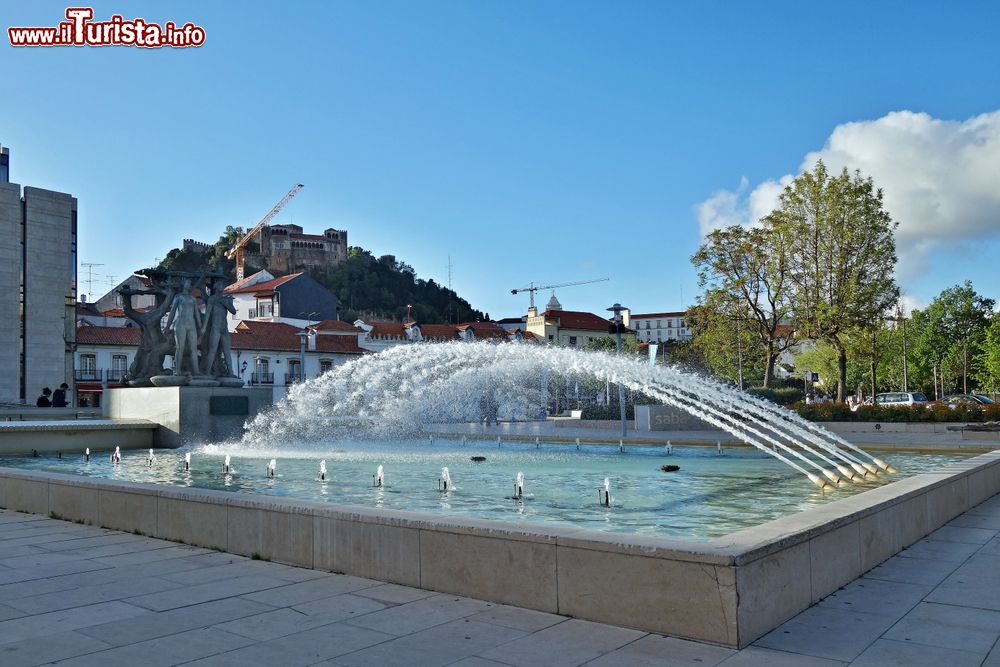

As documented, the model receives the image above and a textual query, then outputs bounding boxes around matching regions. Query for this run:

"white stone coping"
[0,419,159,432]
[716,449,1000,564]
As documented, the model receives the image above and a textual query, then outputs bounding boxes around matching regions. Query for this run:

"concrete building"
[630,311,692,344]
[523,294,634,348]
[0,177,77,404]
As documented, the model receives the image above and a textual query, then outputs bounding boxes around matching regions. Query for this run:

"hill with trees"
[158,225,486,324]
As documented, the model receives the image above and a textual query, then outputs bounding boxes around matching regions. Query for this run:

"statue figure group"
[119,270,240,386]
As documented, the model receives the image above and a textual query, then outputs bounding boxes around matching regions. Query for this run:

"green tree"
[767,161,899,402]
[793,340,866,399]
[912,282,994,394]
[686,297,767,388]
[691,225,795,387]
[975,313,1000,394]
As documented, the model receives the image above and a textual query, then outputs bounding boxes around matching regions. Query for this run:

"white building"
[629,311,692,344]
[73,320,365,405]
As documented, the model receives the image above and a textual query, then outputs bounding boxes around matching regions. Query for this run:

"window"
[109,355,128,381]
[80,354,96,373]
[320,360,333,374]
[568,336,577,346]
[656,320,661,328]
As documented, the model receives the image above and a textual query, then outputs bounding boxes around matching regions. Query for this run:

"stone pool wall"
[0,449,997,648]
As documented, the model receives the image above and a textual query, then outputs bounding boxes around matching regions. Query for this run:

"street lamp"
[296,332,308,382]
[606,303,629,439]
[886,306,909,392]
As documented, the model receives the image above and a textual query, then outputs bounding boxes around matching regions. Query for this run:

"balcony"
[74,369,103,382]
[284,372,304,385]
[106,370,128,383]
[250,372,274,385]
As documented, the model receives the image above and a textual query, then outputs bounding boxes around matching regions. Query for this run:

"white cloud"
[695,110,1000,277]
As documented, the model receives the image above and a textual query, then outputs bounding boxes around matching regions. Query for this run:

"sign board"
[209,395,249,416]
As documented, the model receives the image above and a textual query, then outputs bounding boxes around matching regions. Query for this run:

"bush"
[746,387,804,406]
[581,405,636,420]
[792,401,995,423]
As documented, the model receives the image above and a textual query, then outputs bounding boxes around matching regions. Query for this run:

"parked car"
[874,392,929,407]
[938,394,995,409]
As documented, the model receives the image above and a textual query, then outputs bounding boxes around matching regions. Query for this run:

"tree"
[766,161,899,402]
[913,282,994,394]
[685,297,767,388]
[975,313,1000,394]
[692,225,795,387]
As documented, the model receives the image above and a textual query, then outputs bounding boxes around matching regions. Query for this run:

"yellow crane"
[227,183,304,280]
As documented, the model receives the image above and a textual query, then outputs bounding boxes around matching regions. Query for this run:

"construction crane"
[227,183,304,280]
[511,277,610,310]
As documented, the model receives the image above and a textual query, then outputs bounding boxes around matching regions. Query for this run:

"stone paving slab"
[0,495,998,666]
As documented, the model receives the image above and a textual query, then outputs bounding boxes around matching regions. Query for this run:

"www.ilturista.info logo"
[8,7,205,48]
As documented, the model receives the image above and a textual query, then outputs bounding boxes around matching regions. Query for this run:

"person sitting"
[51,382,69,408]
[36,387,52,407]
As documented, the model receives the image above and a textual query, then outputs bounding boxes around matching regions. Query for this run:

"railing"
[250,372,274,385]
[284,372,303,385]
[74,369,103,382]
[106,370,128,383]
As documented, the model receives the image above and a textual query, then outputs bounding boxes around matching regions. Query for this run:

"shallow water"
[0,440,969,540]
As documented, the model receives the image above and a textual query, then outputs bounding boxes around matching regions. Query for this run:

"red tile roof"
[225,273,301,295]
[540,310,634,333]
[311,319,360,333]
[315,336,365,354]
[416,324,460,340]
[76,326,141,346]
[367,322,407,338]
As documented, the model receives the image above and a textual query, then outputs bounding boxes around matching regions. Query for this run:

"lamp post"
[607,303,628,439]
[886,306,909,392]
[296,332,308,383]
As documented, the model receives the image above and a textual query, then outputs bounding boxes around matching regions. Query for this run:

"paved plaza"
[0,495,997,666]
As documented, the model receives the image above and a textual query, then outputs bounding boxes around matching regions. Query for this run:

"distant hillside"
[158,226,487,324]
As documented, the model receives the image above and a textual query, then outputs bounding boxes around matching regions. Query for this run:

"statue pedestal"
[105,386,273,447]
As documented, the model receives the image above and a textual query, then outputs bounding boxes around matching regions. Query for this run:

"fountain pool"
[0,439,969,539]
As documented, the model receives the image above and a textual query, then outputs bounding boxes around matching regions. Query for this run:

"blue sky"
[3,1,999,319]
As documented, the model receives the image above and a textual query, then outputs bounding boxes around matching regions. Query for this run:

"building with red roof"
[523,293,635,348]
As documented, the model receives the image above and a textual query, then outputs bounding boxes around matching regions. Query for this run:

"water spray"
[439,466,451,492]
[110,446,121,464]
[513,471,524,500]
[598,477,611,507]
[84,448,90,463]
[223,454,231,474]
[373,464,384,488]
[184,452,191,471]
[666,441,672,455]
[147,449,154,467]
[319,460,326,481]
[266,459,276,479]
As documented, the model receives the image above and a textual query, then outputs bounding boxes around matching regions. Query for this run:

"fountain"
[599,477,611,507]
[439,466,452,492]
[266,459,276,479]
[147,449,155,467]
[241,342,893,490]
[184,452,191,471]
[223,454,231,474]
[512,471,524,499]
[84,447,90,463]
[373,464,384,488]
[319,459,327,481]
[110,446,121,464]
